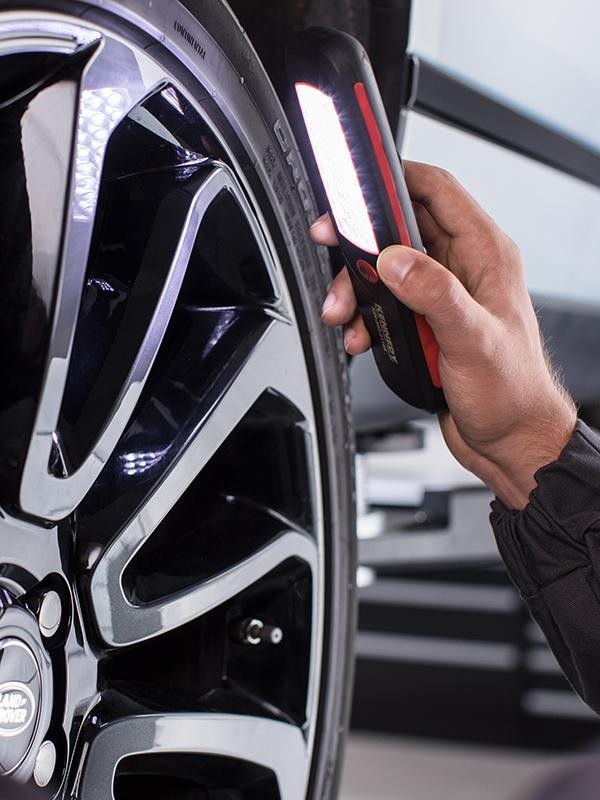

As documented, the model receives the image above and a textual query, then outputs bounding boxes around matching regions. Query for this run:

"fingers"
[310,213,338,246]
[343,312,371,354]
[320,267,371,353]
[377,245,488,357]
[412,201,449,263]
[404,161,495,239]
[321,267,357,326]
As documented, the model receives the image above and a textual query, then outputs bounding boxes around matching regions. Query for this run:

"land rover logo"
[0,683,35,737]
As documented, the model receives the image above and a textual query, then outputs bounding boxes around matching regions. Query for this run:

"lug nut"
[33,740,56,787]
[240,617,283,646]
[38,590,62,638]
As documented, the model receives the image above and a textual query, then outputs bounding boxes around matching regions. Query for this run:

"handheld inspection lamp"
[287,27,446,413]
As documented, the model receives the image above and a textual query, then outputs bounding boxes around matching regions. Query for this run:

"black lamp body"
[288,27,446,413]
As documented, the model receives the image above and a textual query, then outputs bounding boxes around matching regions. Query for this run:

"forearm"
[490,420,600,713]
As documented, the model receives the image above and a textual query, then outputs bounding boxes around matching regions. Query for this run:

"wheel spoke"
[20,165,235,520]
[93,528,317,647]
[90,318,317,647]
[16,28,171,520]
[78,713,309,800]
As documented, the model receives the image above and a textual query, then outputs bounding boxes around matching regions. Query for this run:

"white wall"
[401,111,600,304]
[409,0,600,150]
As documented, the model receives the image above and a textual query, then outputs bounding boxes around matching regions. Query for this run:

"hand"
[311,161,577,509]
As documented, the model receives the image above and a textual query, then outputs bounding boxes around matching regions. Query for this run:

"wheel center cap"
[0,638,41,773]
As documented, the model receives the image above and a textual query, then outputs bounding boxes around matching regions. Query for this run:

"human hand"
[311,161,577,509]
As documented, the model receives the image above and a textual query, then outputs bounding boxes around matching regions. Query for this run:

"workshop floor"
[339,733,574,800]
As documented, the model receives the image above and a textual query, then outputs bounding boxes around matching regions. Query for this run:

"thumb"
[377,245,487,354]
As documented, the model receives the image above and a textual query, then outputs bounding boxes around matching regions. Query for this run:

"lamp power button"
[356,258,379,284]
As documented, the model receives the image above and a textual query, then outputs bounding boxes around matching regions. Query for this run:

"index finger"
[404,161,494,238]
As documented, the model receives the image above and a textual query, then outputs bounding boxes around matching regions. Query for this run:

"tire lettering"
[173,20,206,60]
[273,119,313,216]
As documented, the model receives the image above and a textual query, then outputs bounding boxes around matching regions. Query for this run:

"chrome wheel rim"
[0,8,325,798]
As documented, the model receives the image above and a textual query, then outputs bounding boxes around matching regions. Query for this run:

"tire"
[226,0,370,100]
[0,3,356,799]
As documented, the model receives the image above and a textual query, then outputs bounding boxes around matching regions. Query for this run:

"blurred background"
[350,1,600,797]
[225,0,600,797]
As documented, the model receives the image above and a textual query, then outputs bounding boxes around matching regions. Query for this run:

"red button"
[356,258,379,284]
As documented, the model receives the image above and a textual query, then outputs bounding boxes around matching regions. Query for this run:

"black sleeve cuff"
[490,420,600,712]
[490,420,600,597]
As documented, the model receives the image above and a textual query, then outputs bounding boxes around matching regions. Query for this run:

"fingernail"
[321,291,336,315]
[344,330,354,352]
[377,246,414,283]
[310,213,328,230]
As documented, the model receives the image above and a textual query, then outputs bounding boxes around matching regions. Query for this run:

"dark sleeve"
[490,420,600,715]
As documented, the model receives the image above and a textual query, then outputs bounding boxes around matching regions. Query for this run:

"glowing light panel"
[295,82,379,255]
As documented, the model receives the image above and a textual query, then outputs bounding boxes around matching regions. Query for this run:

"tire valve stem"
[238,617,283,646]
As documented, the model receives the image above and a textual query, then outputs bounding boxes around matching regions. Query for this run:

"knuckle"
[500,231,522,263]
[473,324,501,364]
[413,164,455,197]
[429,166,458,190]
[482,230,524,280]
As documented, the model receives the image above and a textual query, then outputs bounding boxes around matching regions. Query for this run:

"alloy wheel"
[0,7,341,797]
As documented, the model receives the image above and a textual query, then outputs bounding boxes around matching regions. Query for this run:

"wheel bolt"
[240,617,283,646]
[38,590,62,638]
[33,740,56,787]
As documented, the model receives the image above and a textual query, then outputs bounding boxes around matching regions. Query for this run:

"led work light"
[288,28,446,412]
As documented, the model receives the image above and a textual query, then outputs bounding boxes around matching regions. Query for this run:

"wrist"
[491,399,577,509]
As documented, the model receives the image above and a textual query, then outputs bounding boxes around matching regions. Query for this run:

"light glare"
[295,82,378,255]
[74,88,129,221]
